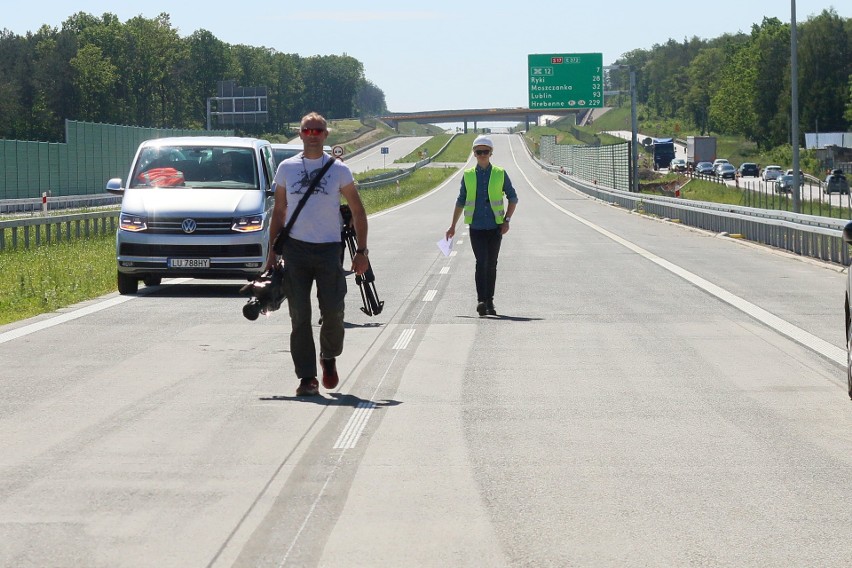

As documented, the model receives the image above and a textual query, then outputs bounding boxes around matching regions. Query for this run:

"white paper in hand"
[437,236,454,257]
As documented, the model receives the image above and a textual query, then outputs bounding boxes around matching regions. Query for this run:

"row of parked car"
[684,158,849,195]
[690,158,740,180]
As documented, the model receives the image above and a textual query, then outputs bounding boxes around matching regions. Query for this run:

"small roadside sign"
[332,145,344,158]
[380,147,389,154]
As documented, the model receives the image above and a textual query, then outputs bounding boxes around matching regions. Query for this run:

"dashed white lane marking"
[392,328,416,350]
[456,239,463,245]
[507,137,846,368]
[423,290,437,302]
[333,401,377,449]
[440,267,450,275]
[449,251,458,258]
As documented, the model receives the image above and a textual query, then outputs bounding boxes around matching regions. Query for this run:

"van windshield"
[130,146,258,189]
[272,148,301,165]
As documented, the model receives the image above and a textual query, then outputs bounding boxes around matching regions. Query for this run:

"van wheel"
[143,276,162,287]
[117,272,139,295]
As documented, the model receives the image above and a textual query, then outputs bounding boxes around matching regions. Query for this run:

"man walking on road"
[446,135,518,316]
[266,112,369,396]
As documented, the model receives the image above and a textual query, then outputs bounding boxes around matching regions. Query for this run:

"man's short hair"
[301,112,327,129]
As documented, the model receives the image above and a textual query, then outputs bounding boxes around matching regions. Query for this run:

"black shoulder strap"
[273,157,336,252]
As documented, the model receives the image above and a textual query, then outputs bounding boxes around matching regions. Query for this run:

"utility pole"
[630,68,638,193]
[791,0,801,213]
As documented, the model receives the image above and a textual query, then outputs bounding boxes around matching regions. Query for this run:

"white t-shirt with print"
[273,154,355,244]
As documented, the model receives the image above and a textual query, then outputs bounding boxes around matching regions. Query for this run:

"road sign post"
[528,53,603,110]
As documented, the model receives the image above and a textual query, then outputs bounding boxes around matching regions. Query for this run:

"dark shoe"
[476,301,487,316]
[296,377,319,396]
[486,299,497,316]
[320,358,339,390]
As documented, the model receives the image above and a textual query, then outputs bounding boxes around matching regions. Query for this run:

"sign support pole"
[630,68,639,193]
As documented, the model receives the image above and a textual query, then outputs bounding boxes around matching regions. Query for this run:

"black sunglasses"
[301,127,326,135]
[474,149,491,156]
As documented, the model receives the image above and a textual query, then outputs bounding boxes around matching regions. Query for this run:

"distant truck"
[652,138,675,170]
[686,136,716,168]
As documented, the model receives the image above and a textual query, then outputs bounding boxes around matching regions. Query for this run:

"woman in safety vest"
[446,135,518,316]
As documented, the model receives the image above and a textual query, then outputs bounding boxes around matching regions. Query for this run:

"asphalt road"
[342,136,432,174]
[2,134,852,567]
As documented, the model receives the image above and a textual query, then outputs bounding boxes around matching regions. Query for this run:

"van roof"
[141,136,267,149]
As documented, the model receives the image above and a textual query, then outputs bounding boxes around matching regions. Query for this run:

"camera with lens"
[239,259,288,320]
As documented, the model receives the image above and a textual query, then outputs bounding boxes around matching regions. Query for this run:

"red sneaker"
[320,358,339,390]
[296,377,319,396]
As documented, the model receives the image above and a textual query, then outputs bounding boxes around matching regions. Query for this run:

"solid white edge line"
[0,278,195,345]
[507,135,846,368]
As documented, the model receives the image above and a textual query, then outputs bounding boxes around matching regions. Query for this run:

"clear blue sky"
[3,1,849,113]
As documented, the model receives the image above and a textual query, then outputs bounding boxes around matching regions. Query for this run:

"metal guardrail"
[0,210,118,252]
[559,174,851,265]
[523,135,852,266]
[0,193,122,214]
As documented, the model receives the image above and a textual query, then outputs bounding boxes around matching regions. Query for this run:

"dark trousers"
[282,239,347,379]
[469,228,503,303]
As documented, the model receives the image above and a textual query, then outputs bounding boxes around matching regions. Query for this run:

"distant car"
[825,171,849,195]
[775,174,795,193]
[762,165,783,182]
[715,163,736,180]
[738,162,759,177]
[712,158,730,168]
[669,158,687,172]
[783,169,805,187]
[695,161,715,175]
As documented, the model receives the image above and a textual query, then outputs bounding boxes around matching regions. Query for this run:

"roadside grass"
[0,235,116,326]
[396,132,483,164]
[355,166,457,212]
[0,166,460,325]
[397,134,452,163]
[432,133,479,162]
[587,105,632,132]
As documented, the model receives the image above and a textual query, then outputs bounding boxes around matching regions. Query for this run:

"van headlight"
[120,213,147,232]
[233,215,264,232]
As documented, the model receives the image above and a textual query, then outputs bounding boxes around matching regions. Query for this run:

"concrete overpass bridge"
[378,107,586,132]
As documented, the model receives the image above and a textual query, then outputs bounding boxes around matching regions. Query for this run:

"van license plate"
[169,258,210,268]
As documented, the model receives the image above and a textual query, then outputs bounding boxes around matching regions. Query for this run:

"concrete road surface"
[2,134,852,567]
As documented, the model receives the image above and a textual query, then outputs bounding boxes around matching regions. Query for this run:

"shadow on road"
[259,392,402,408]
[456,314,543,322]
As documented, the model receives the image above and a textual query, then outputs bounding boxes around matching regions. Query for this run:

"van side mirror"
[106,178,125,194]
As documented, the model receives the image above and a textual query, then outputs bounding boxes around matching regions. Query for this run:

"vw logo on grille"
[181,219,197,234]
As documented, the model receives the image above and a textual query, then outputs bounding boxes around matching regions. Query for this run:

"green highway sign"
[528,53,603,109]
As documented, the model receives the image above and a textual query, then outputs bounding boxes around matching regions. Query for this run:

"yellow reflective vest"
[463,166,506,224]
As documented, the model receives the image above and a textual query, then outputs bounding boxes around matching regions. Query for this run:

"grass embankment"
[0,236,117,325]
[0,165,459,326]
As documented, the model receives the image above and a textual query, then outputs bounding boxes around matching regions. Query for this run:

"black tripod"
[340,204,383,316]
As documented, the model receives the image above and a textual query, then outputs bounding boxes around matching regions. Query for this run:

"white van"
[106,136,278,294]
[271,143,332,167]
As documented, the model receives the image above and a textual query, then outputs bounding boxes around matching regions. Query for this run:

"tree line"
[607,9,851,150]
[0,12,388,142]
